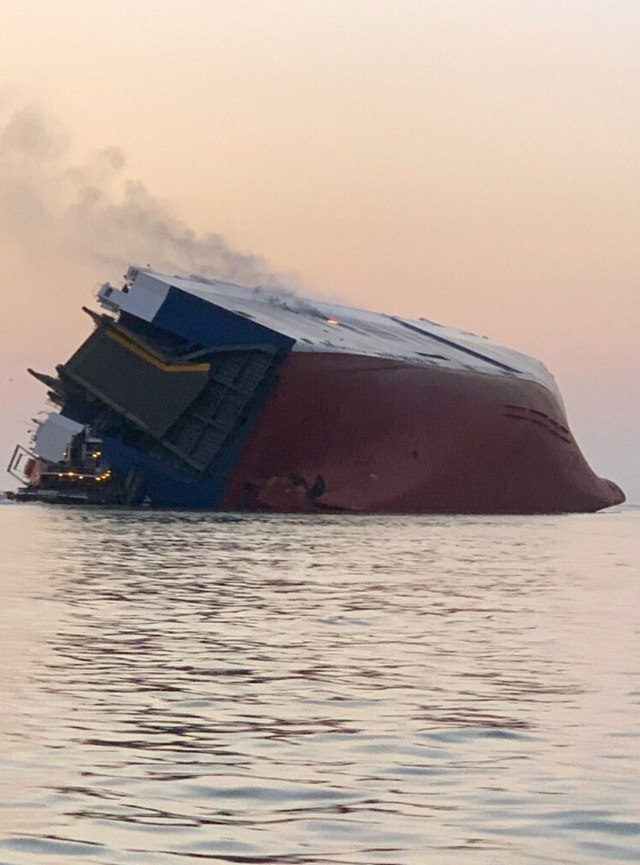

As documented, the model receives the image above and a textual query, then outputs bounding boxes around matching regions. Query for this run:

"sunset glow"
[1,0,638,499]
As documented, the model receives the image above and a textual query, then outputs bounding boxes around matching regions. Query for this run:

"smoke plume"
[0,102,295,290]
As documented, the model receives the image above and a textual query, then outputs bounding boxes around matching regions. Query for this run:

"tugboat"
[8,424,117,504]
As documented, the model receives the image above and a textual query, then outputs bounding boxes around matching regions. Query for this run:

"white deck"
[97,267,560,399]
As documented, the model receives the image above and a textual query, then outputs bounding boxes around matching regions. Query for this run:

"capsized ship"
[8,266,624,512]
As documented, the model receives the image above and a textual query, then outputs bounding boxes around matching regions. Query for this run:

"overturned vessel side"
[8,267,624,513]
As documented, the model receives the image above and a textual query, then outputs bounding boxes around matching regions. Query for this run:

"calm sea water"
[0,504,638,865]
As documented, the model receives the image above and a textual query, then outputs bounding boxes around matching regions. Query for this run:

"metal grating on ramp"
[162,348,280,475]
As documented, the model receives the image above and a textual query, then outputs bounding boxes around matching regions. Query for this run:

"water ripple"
[0,506,638,864]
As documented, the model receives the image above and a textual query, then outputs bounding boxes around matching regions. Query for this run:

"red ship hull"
[224,353,624,514]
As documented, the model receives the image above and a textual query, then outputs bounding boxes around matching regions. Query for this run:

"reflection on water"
[0,506,638,864]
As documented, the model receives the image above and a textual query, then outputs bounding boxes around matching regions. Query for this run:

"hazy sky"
[0,0,638,500]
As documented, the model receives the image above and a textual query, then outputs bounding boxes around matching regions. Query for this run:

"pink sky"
[0,1,638,500]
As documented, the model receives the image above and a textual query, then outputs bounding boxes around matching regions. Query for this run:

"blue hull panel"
[100,436,226,508]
